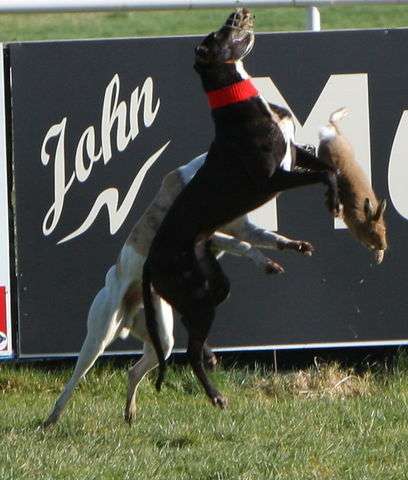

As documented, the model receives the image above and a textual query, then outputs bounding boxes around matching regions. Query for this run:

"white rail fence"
[1,0,407,31]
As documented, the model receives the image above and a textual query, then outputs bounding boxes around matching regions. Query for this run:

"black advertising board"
[8,29,408,357]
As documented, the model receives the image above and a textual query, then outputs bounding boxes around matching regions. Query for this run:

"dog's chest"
[252,98,295,173]
[280,147,293,172]
[275,115,295,172]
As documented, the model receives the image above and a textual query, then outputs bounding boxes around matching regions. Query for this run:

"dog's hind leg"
[179,316,218,370]
[183,305,227,408]
[147,248,225,400]
[125,295,174,424]
[124,342,158,425]
[43,330,119,427]
[182,245,228,407]
[196,240,231,304]
[43,274,124,427]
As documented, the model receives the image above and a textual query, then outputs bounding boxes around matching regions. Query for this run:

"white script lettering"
[41,74,166,243]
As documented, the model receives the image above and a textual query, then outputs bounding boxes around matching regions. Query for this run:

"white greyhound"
[44,153,314,427]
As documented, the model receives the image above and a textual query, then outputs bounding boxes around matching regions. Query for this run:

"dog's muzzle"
[223,9,255,59]
[224,8,254,32]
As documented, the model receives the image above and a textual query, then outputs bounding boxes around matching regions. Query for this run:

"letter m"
[249,74,371,230]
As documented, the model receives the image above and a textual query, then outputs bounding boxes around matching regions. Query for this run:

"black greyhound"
[143,9,339,407]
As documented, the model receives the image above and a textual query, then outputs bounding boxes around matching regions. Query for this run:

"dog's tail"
[142,262,166,392]
[319,107,349,141]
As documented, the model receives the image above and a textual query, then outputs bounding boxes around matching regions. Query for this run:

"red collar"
[207,79,259,110]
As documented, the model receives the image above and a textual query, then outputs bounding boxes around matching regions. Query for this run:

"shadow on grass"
[0,418,50,436]
[155,436,195,450]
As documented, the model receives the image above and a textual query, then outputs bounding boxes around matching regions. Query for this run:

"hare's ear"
[364,198,375,220]
[372,199,387,221]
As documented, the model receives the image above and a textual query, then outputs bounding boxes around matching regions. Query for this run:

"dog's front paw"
[286,240,314,256]
[211,394,228,409]
[298,241,314,256]
[265,260,285,274]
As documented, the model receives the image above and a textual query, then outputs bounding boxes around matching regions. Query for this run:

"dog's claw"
[42,419,54,430]
[298,241,314,256]
[42,413,58,429]
[124,404,136,427]
[212,394,228,409]
[124,412,133,426]
[265,260,284,274]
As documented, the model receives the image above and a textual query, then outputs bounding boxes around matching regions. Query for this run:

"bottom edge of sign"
[14,338,408,360]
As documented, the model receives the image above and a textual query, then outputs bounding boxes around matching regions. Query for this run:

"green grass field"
[1,5,408,42]
[2,357,408,480]
[2,5,408,480]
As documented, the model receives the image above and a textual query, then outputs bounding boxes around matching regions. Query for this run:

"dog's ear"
[195,45,209,61]
[194,45,212,72]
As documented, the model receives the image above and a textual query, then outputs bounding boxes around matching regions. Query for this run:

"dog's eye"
[209,32,223,46]
[195,45,208,57]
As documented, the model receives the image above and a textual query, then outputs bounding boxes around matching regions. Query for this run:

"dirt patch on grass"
[253,361,377,399]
